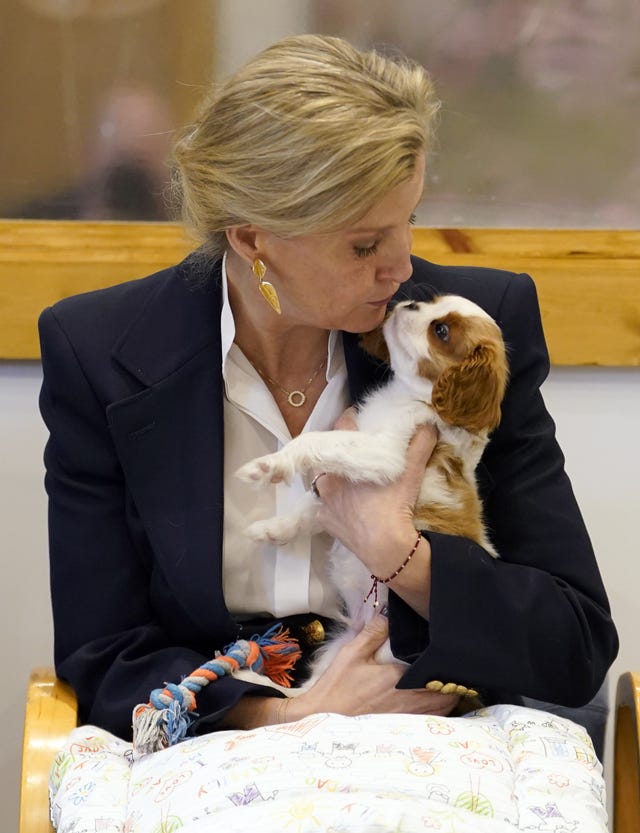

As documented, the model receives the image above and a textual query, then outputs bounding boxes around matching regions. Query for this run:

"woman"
[39,35,617,743]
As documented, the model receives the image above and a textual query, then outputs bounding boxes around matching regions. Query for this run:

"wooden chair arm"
[614,671,640,833]
[20,667,78,833]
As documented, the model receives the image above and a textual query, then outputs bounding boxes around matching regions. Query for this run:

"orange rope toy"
[132,624,301,756]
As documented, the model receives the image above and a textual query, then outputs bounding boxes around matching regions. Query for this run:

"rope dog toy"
[132,624,301,756]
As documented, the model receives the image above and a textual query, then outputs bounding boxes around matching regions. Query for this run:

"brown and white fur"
[235,295,508,695]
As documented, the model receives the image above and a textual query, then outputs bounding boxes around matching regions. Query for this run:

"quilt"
[49,704,607,832]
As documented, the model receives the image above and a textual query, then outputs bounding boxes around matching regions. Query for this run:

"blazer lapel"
[106,259,237,642]
[343,330,391,403]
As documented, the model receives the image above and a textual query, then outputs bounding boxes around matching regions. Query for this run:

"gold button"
[299,619,325,646]
[425,680,479,698]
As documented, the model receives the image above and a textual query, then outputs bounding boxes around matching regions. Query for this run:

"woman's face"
[256,155,425,334]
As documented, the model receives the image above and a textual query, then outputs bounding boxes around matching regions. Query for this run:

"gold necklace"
[250,356,327,408]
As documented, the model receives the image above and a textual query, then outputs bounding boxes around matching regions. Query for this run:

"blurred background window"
[3,0,639,227]
[2,0,215,221]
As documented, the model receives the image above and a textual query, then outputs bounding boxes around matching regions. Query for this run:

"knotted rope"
[132,624,301,756]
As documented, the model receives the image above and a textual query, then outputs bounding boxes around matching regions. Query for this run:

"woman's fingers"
[342,612,390,659]
[406,422,438,470]
[288,613,462,721]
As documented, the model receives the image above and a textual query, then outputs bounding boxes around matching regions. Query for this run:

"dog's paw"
[235,453,295,488]
[246,516,299,546]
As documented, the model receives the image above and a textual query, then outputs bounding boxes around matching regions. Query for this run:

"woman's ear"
[225,225,261,262]
[359,325,390,365]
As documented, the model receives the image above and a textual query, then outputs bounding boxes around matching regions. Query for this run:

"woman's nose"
[377,227,413,284]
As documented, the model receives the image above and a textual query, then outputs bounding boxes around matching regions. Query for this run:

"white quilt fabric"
[49,705,607,832]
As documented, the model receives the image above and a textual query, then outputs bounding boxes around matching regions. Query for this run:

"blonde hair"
[172,34,439,260]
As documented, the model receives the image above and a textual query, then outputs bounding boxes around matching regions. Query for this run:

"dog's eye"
[434,322,449,342]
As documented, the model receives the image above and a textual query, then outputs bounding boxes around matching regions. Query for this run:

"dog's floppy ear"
[431,340,508,433]
[359,325,390,365]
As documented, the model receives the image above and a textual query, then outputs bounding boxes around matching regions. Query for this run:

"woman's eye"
[434,322,449,342]
[409,213,417,225]
[354,243,378,258]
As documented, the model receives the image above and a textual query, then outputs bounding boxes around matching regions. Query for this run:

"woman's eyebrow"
[346,224,391,235]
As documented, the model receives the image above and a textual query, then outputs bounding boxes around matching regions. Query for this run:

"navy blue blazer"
[39,254,618,740]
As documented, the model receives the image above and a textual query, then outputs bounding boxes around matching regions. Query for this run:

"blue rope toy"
[132,624,301,756]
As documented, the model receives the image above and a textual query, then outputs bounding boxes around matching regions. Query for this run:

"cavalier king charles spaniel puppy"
[235,294,508,694]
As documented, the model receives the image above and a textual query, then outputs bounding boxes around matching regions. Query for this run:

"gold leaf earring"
[251,258,281,314]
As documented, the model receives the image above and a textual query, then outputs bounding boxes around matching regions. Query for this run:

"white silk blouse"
[220,258,348,620]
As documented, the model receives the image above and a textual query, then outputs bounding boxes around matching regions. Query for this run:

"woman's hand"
[288,613,459,721]
[313,408,438,617]
[315,409,436,562]
[225,614,459,729]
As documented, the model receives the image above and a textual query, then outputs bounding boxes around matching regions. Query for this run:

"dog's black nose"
[404,300,420,311]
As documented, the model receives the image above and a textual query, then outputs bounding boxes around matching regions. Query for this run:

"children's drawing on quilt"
[453,775,494,817]
[425,782,451,803]
[244,753,277,775]
[325,800,382,827]
[123,809,143,832]
[67,780,97,806]
[269,712,330,737]
[458,749,506,774]
[572,746,597,769]
[547,773,571,788]
[152,769,194,803]
[223,731,258,752]
[49,708,609,833]
[324,754,352,769]
[424,718,455,736]
[540,737,572,759]
[539,736,597,769]
[279,798,322,831]
[305,776,358,794]
[324,740,358,769]
[129,774,159,798]
[68,736,108,757]
[405,746,440,776]
[296,740,318,758]
[522,819,579,833]
[149,807,183,833]
[531,802,564,820]
[371,742,405,758]
[226,780,278,806]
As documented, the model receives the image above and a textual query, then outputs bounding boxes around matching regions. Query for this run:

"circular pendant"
[288,390,306,407]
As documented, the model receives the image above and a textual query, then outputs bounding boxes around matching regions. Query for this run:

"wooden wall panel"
[411,229,640,367]
[1,220,639,365]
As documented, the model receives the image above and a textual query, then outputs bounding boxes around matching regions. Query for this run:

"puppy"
[235,295,508,695]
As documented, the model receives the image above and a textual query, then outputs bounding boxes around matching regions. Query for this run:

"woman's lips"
[367,296,394,308]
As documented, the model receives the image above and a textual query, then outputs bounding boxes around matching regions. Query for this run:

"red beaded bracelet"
[363,530,422,607]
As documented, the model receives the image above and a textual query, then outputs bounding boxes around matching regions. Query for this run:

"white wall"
[1,363,52,833]
[541,366,640,819]
[2,361,639,831]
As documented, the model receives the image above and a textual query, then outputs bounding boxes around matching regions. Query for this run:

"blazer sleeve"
[39,306,282,741]
[389,272,618,706]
